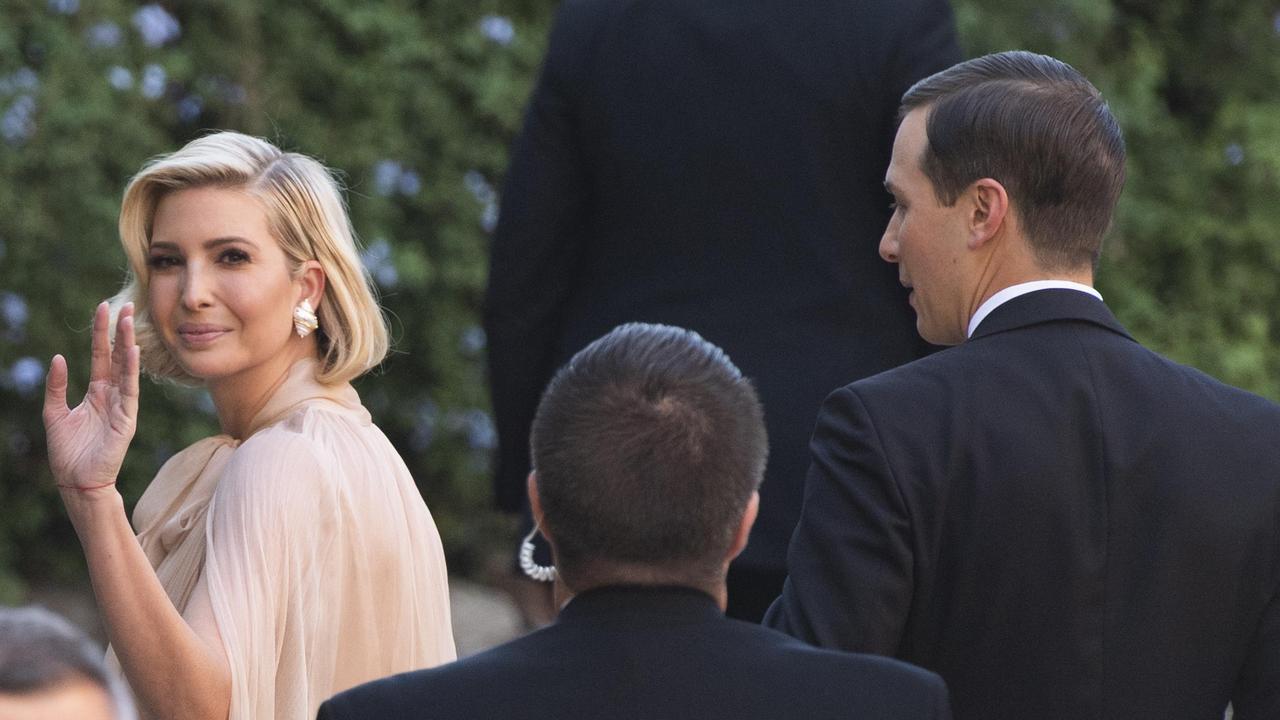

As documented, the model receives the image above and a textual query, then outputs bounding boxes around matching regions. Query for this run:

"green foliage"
[955,0,1280,395]
[0,0,551,598]
[2,0,1279,601]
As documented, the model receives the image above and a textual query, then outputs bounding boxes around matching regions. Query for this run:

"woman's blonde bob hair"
[113,131,389,386]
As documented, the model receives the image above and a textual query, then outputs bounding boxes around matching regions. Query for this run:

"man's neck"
[962,240,1094,333]
[969,255,1093,319]
[557,575,728,613]
[967,278,1102,339]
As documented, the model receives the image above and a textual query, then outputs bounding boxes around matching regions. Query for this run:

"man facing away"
[484,0,961,622]
[321,323,951,720]
[0,605,137,720]
[765,50,1280,720]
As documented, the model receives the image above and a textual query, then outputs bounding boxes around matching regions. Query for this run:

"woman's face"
[146,186,307,384]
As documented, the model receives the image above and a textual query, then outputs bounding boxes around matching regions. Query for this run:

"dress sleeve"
[764,385,914,654]
[201,429,339,720]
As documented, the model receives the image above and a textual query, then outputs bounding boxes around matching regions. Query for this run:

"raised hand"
[44,301,141,492]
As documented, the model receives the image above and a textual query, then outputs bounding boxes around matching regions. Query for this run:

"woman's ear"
[296,260,326,309]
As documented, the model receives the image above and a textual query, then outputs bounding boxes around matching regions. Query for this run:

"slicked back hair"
[901,50,1126,269]
[531,323,768,589]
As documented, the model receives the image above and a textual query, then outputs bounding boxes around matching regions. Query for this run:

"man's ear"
[966,178,1011,250]
[726,491,760,562]
[527,471,546,532]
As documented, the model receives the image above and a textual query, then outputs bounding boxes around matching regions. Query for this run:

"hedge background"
[1,0,1278,604]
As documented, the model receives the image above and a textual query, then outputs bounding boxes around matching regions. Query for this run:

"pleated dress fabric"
[108,358,456,719]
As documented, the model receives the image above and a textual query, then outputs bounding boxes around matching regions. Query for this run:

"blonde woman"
[43,132,456,720]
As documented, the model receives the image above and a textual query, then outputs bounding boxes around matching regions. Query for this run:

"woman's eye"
[147,255,180,269]
[220,249,250,264]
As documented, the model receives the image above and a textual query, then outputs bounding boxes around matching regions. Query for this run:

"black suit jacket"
[766,289,1280,719]
[319,586,952,720]
[484,0,961,570]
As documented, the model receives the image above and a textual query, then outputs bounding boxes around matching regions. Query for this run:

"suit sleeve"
[1232,584,1280,718]
[484,0,595,512]
[764,385,914,655]
[315,700,340,720]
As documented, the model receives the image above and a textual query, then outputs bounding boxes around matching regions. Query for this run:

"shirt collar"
[556,585,722,625]
[967,280,1103,339]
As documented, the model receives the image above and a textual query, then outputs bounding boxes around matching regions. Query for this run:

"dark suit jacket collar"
[557,585,723,625]
[970,288,1135,342]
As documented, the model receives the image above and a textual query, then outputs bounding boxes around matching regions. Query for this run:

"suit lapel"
[969,288,1135,342]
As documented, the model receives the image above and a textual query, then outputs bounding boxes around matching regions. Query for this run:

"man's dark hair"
[530,323,767,588]
[901,50,1126,269]
[0,605,133,718]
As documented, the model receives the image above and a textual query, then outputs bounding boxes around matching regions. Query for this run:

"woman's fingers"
[111,305,135,388]
[89,301,112,385]
[43,353,69,427]
[121,303,136,347]
[121,345,141,421]
[112,304,140,427]
[110,317,126,388]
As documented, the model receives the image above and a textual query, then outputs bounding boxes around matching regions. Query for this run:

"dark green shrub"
[2,0,1278,603]
[0,0,550,601]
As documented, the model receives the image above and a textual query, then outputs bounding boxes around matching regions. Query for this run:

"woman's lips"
[177,324,229,346]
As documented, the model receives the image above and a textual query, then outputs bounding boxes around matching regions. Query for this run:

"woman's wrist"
[57,479,118,492]
[59,483,125,529]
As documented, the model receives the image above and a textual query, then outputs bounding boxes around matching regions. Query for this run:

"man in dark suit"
[484,0,961,621]
[765,51,1280,719]
[320,323,951,720]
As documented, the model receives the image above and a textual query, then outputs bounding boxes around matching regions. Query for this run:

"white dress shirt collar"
[966,280,1103,339]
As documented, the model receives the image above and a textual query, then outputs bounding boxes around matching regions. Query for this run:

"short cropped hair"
[531,323,768,587]
[113,131,388,385]
[901,50,1126,269]
[0,605,136,720]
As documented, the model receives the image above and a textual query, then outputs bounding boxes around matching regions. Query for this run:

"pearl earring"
[519,525,557,583]
[293,299,319,338]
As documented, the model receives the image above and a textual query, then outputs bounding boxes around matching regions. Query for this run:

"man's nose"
[879,229,899,263]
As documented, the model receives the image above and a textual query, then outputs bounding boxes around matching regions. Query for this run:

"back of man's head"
[0,605,135,720]
[901,50,1126,270]
[530,323,767,591]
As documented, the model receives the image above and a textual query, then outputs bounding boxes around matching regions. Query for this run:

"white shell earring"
[519,525,557,583]
[293,298,319,338]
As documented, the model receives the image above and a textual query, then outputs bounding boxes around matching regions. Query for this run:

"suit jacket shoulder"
[322,588,953,720]
[769,290,1280,718]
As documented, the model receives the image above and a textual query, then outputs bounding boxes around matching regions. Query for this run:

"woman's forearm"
[63,486,231,720]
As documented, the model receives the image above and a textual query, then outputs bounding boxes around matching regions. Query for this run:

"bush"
[3,0,1278,603]
[955,0,1280,395]
[0,0,551,601]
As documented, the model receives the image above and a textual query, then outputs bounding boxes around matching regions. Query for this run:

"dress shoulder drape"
[112,359,456,719]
